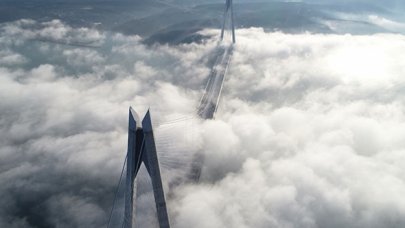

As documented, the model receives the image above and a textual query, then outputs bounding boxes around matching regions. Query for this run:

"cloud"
[367,15,405,32]
[171,28,405,228]
[0,19,207,227]
[1,19,405,228]
[319,13,405,34]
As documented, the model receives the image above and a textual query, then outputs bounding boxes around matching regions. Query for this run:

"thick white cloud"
[1,19,405,228]
[0,19,207,227]
[169,28,405,228]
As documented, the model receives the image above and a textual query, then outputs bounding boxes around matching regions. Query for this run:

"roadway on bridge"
[188,43,233,182]
[197,44,233,119]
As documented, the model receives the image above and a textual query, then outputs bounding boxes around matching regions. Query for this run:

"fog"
[1,1,405,227]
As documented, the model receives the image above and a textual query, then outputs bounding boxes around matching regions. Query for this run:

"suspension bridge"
[108,0,235,227]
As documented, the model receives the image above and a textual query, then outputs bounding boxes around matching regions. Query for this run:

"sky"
[1,0,405,228]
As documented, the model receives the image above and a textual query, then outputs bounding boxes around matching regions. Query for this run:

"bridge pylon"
[220,0,236,43]
[124,107,170,228]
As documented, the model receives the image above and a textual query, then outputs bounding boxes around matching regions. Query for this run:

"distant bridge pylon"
[220,0,236,43]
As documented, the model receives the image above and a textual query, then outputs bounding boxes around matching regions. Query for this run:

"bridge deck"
[197,44,233,119]
[188,44,233,182]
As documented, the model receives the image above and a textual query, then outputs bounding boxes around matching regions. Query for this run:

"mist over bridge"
[108,1,236,227]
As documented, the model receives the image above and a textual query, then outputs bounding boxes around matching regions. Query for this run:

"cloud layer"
[1,19,405,228]
[172,28,405,228]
